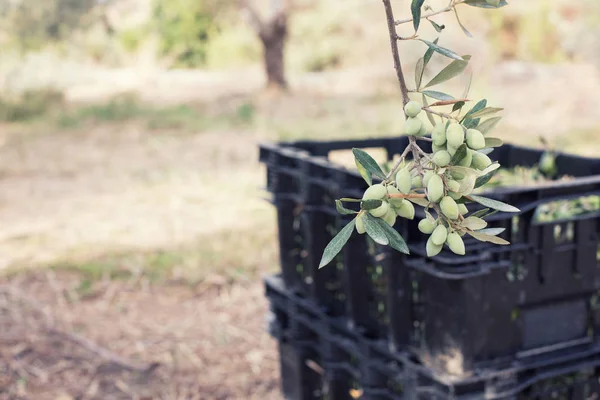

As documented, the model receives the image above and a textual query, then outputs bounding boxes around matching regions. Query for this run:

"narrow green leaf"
[423,38,439,67]
[419,39,464,61]
[364,214,389,246]
[478,227,506,236]
[340,198,362,203]
[356,161,371,186]
[450,144,468,165]
[485,137,503,148]
[477,117,502,135]
[468,107,504,119]
[422,94,437,126]
[372,216,410,254]
[409,196,431,208]
[462,72,473,99]
[361,199,383,211]
[415,57,425,90]
[421,90,455,101]
[462,99,487,119]
[336,200,358,215]
[319,219,356,268]
[468,230,510,245]
[411,0,426,32]
[453,8,472,38]
[462,216,487,230]
[475,169,497,188]
[424,55,471,88]
[464,0,509,9]
[353,148,386,185]
[428,19,445,33]
[470,208,491,218]
[452,101,466,113]
[468,194,520,213]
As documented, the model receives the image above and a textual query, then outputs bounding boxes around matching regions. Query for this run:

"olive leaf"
[450,144,468,165]
[411,0,426,32]
[423,38,439,67]
[453,8,472,38]
[468,194,520,213]
[428,19,445,32]
[424,55,471,88]
[452,101,466,113]
[419,39,464,61]
[462,72,473,98]
[470,208,491,218]
[319,219,356,268]
[422,94,437,126]
[462,216,488,230]
[429,99,469,107]
[353,148,386,186]
[462,99,487,120]
[371,216,410,254]
[468,230,510,245]
[340,198,362,203]
[477,117,502,134]
[408,196,431,208]
[336,200,358,215]
[364,213,389,246]
[485,137,503,148]
[361,199,383,211]
[468,107,504,119]
[478,227,506,236]
[464,0,509,9]
[415,57,425,89]
[474,168,497,188]
[421,90,455,101]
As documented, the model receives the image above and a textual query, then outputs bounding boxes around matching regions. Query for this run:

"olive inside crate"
[259,136,600,374]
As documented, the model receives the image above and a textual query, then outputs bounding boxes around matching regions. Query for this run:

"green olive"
[446,232,466,255]
[466,129,486,150]
[446,123,465,149]
[370,201,390,218]
[432,124,447,146]
[396,200,415,220]
[431,225,448,246]
[426,236,443,257]
[418,218,437,234]
[404,101,422,118]
[427,174,444,203]
[446,179,460,193]
[412,175,423,188]
[433,150,451,167]
[440,196,459,220]
[471,152,492,170]
[405,117,423,136]
[396,168,412,194]
[383,207,397,226]
[356,215,366,234]
[423,170,435,186]
[363,184,387,200]
[458,149,473,167]
[458,204,469,215]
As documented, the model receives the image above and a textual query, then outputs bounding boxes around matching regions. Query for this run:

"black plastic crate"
[266,274,600,400]
[259,137,600,374]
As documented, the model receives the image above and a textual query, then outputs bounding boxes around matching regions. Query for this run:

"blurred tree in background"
[0,0,107,51]
[151,0,227,68]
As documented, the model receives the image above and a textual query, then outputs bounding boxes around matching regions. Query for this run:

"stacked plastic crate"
[259,136,600,399]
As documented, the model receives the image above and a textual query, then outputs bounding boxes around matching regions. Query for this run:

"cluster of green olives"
[356,182,416,233]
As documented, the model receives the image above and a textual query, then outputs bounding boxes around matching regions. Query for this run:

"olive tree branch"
[382,0,410,107]
[394,0,466,26]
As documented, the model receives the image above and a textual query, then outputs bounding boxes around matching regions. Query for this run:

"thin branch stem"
[382,0,410,106]
[424,107,459,121]
[395,0,466,26]
[385,145,412,180]
[388,193,427,199]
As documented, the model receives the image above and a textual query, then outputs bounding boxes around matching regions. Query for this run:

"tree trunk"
[260,13,288,90]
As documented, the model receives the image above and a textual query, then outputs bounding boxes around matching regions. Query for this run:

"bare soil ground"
[1,271,281,400]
